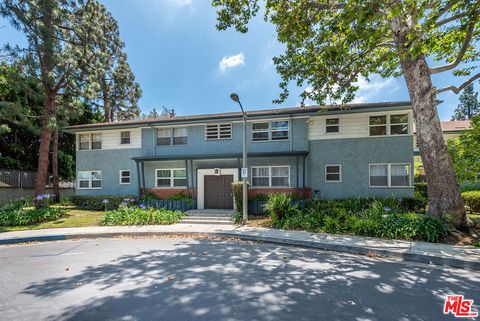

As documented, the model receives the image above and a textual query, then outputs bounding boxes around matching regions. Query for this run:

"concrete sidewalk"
[0,224,479,270]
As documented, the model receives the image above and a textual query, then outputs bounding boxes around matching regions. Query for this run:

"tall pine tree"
[452,83,480,120]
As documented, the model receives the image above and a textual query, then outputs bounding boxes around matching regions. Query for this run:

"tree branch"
[435,12,469,27]
[436,73,480,94]
[430,10,479,74]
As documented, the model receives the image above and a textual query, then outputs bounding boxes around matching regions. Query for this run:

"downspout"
[289,115,293,152]
[136,161,141,198]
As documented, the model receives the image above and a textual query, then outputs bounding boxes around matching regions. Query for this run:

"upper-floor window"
[79,134,90,150]
[157,128,188,146]
[91,134,102,149]
[251,166,290,187]
[252,120,289,141]
[78,170,102,189]
[369,163,411,187]
[121,131,130,144]
[205,123,232,140]
[79,133,101,150]
[156,168,187,187]
[326,118,340,133]
[369,114,409,136]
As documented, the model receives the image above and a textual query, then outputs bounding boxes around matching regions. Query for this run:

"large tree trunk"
[52,129,60,203]
[34,95,55,199]
[102,79,111,122]
[391,18,466,228]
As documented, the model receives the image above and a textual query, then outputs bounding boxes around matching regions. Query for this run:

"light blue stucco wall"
[308,136,414,199]
[141,118,309,157]
[75,149,143,196]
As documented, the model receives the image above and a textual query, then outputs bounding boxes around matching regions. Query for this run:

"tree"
[448,115,480,182]
[141,106,176,119]
[212,0,480,228]
[452,83,480,120]
[1,0,121,201]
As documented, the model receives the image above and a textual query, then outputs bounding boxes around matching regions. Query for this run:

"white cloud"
[352,76,398,103]
[164,0,192,7]
[219,53,246,73]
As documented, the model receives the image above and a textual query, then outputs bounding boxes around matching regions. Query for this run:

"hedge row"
[71,195,136,210]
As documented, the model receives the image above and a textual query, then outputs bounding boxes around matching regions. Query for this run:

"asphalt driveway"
[0,237,478,321]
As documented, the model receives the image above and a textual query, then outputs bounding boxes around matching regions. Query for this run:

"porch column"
[136,161,141,197]
[141,161,146,194]
[302,156,306,200]
[296,155,299,200]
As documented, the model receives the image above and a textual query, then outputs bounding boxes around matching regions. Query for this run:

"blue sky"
[0,0,475,120]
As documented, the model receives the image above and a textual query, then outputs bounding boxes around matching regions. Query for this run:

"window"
[252,123,269,141]
[271,121,289,140]
[369,164,411,187]
[369,115,387,136]
[78,171,102,189]
[325,165,341,182]
[390,114,409,135]
[205,123,232,140]
[251,166,290,187]
[326,118,339,133]
[156,169,187,188]
[91,134,102,149]
[157,128,188,145]
[119,170,131,184]
[173,128,188,145]
[121,131,130,144]
[79,134,90,150]
[252,120,289,141]
[157,129,171,145]
[369,114,410,136]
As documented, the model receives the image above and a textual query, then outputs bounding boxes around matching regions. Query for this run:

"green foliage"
[461,191,480,213]
[141,192,160,202]
[0,199,65,226]
[269,197,448,242]
[452,84,480,120]
[461,183,480,192]
[448,115,480,183]
[71,195,136,211]
[414,183,428,199]
[401,196,428,213]
[102,206,184,225]
[264,193,292,225]
[232,182,246,214]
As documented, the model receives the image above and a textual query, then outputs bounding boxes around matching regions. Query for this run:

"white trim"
[325,164,342,183]
[251,165,291,187]
[77,170,102,190]
[197,168,238,210]
[251,119,290,142]
[119,170,131,185]
[369,163,412,188]
[369,113,411,137]
[205,123,233,140]
[155,168,187,188]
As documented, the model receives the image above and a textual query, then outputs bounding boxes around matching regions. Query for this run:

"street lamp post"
[230,93,248,224]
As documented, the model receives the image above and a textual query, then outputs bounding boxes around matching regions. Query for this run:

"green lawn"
[469,213,480,225]
[0,207,105,233]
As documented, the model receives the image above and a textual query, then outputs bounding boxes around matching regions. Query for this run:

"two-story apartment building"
[65,101,415,210]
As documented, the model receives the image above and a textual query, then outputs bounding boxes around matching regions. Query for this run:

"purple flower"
[120,202,127,207]
[102,199,110,204]
[383,207,391,212]
[139,204,146,209]
[35,194,50,201]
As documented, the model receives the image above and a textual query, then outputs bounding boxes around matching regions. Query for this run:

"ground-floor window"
[78,171,102,189]
[369,163,410,187]
[119,170,131,184]
[156,168,187,188]
[251,166,290,187]
[325,164,341,182]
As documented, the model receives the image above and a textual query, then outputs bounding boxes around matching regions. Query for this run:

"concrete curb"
[1,230,478,271]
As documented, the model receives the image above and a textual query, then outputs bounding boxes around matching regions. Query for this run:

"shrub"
[461,183,480,192]
[401,196,427,213]
[264,193,293,225]
[141,192,160,202]
[71,195,136,210]
[232,182,247,214]
[102,206,184,225]
[414,183,428,199]
[378,213,448,242]
[0,204,65,226]
[462,191,480,213]
[350,217,380,237]
[249,194,269,201]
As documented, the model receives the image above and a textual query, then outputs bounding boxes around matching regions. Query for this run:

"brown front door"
[204,175,234,209]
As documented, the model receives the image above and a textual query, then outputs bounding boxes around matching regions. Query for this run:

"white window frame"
[369,113,410,137]
[155,168,187,188]
[156,128,188,146]
[78,134,90,150]
[325,164,342,182]
[369,163,412,188]
[77,170,102,189]
[120,131,131,145]
[252,119,290,142]
[205,123,232,140]
[91,133,102,150]
[119,170,131,185]
[251,166,290,187]
[173,127,188,145]
[325,118,340,134]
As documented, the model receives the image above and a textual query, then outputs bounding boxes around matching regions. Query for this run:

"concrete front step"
[186,210,236,217]
[181,219,234,225]
[183,216,232,221]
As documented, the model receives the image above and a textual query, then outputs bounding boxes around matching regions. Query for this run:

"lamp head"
[230,93,240,103]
